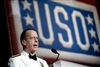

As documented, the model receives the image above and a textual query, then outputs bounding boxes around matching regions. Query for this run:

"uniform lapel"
[20,51,32,67]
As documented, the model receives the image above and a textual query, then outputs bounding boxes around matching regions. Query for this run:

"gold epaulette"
[11,54,21,58]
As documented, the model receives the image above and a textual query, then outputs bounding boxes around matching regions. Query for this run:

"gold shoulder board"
[11,54,21,58]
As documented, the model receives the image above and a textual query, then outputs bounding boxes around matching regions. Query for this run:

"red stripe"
[5,0,19,55]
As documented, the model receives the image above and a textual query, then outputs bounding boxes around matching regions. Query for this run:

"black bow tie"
[29,54,37,61]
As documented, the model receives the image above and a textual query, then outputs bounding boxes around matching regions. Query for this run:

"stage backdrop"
[5,0,100,66]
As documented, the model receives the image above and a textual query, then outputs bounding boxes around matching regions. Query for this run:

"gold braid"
[39,61,44,67]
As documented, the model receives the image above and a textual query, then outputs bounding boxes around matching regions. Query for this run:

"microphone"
[51,48,60,62]
[48,48,60,67]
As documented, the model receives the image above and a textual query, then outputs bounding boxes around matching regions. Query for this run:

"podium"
[53,60,90,67]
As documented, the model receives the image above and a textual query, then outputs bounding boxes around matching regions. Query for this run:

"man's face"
[23,30,39,53]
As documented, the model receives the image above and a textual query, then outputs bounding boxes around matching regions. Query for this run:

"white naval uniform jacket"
[8,51,49,67]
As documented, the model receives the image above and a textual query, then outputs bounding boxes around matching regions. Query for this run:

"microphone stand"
[49,48,60,67]
[55,53,60,62]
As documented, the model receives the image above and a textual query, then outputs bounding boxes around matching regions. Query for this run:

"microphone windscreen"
[51,48,58,54]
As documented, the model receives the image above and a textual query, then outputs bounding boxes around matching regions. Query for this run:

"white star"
[24,13,34,26]
[21,0,31,11]
[92,42,99,52]
[89,28,96,39]
[86,15,93,25]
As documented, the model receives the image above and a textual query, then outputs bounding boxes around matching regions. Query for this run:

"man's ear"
[22,40,26,46]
